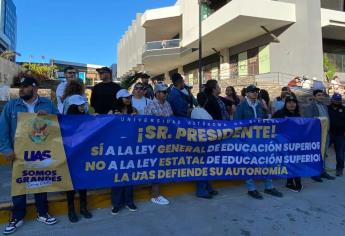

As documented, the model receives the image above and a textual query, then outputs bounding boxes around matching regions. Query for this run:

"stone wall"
[0,58,24,86]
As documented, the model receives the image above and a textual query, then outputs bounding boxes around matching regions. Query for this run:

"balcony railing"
[144,39,181,51]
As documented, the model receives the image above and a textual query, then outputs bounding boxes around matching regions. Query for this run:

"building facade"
[0,0,16,52]
[117,0,345,88]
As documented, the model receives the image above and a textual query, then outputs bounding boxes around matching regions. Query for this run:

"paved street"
[2,174,345,236]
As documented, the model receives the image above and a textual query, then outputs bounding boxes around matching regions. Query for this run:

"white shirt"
[132,96,151,115]
[191,107,213,120]
[56,81,67,114]
[23,97,38,113]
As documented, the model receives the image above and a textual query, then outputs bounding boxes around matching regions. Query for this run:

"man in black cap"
[0,77,58,235]
[235,84,283,200]
[91,67,122,114]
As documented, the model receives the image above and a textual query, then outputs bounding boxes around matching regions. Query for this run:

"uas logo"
[27,117,51,144]
[24,150,55,169]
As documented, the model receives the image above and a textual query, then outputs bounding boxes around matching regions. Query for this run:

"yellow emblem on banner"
[11,113,73,196]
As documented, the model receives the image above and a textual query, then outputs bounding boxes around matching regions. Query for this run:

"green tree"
[22,63,58,80]
[324,55,337,81]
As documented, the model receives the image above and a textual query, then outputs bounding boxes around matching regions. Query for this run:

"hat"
[140,73,150,79]
[96,67,112,74]
[171,73,183,84]
[246,84,259,93]
[332,93,342,101]
[19,77,39,87]
[154,83,168,93]
[285,95,298,103]
[68,95,87,106]
[116,89,131,99]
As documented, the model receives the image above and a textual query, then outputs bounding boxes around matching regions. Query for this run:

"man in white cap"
[144,83,173,205]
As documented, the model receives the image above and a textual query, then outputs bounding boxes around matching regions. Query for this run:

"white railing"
[144,39,181,52]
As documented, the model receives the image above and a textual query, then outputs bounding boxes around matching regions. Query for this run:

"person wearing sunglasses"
[56,66,78,114]
[131,82,151,115]
[144,83,173,205]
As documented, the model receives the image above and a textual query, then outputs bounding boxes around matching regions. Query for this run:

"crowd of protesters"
[1,67,345,235]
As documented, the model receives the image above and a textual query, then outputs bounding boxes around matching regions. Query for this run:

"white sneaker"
[37,214,57,225]
[3,219,23,235]
[151,195,170,205]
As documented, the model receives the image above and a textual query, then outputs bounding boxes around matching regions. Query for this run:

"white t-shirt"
[132,96,151,115]
[56,81,67,114]
[191,107,213,120]
[23,97,38,113]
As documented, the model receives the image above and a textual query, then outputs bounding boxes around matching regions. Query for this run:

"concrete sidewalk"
[1,175,345,236]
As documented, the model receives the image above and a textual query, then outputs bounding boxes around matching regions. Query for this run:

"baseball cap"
[116,89,131,99]
[332,93,342,101]
[285,95,298,103]
[19,77,39,87]
[96,67,112,74]
[68,95,87,106]
[154,83,168,93]
[246,84,259,93]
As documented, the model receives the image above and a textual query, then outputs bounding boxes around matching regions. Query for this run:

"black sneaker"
[68,210,78,223]
[111,207,120,215]
[336,169,343,177]
[248,190,263,200]
[209,190,219,196]
[196,194,212,199]
[126,204,138,212]
[296,185,303,192]
[311,176,323,182]
[80,208,92,219]
[36,214,57,225]
[264,188,283,198]
[285,183,299,193]
[320,172,335,180]
[3,219,23,235]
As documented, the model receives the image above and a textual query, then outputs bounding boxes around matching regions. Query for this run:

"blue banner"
[58,115,323,190]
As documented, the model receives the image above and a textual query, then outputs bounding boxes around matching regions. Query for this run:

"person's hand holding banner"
[4,152,15,161]
[37,110,49,116]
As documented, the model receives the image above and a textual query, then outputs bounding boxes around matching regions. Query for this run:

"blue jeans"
[246,179,273,191]
[196,181,214,197]
[12,193,48,220]
[111,186,134,208]
[334,135,345,170]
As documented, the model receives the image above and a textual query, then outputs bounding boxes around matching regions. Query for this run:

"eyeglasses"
[159,91,167,94]
[66,71,76,74]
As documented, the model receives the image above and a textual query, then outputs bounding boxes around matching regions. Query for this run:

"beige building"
[117,0,345,89]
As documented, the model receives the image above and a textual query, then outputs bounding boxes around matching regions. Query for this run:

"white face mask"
[181,88,189,96]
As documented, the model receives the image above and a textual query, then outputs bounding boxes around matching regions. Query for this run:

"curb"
[0,180,241,224]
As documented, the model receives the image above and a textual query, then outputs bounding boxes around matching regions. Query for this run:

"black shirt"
[91,82,122,114]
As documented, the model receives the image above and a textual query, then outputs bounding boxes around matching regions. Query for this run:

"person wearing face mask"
[0,77,58,235]
[273,96,303,192]
[328,93,345,177]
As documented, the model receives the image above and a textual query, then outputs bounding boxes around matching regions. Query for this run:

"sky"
[14,0,176,66]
